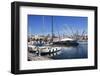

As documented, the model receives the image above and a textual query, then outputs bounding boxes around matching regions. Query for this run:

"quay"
[28,52,52,61]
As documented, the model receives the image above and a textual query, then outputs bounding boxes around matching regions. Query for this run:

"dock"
[28,52,52,61]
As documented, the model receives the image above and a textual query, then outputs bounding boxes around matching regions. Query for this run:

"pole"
[51,16,53,42]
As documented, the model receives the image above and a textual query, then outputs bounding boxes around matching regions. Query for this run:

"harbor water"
[50,42,88,59]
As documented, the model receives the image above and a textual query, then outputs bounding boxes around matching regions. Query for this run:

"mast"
[57,30,60,41]
[42,16,44,35]
[51,16,53,42]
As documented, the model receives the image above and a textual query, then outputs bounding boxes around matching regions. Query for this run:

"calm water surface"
[50,42,88,59]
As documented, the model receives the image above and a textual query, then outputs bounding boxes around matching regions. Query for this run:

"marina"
[28,15,88,61]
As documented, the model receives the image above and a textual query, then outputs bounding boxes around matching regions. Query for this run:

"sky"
[28,15,88,36]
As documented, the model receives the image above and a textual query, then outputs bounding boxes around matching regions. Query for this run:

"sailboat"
[53,38,79,46]
[28,16,61,56]
[39,16,61,54]
[51,16,79,46]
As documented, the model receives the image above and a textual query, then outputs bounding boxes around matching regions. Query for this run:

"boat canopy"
[61,38,74,41]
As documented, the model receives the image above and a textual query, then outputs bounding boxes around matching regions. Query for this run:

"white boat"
[53,38,79,46]
[28,45,61,54]
[37,46,61,53]
[28,45,37,52]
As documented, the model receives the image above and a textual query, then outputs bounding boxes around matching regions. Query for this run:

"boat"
[28,45,38,52]
[50,16,79,46]
[39,46,61,54]
[28,45,61,56]
[53,38,79,46]
[28,16,62,56]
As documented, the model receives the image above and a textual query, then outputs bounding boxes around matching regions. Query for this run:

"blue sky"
[28,15,88,36]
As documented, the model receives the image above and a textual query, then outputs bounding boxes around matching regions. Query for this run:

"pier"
[28,52,52,61]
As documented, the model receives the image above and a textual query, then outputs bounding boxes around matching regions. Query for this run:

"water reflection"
[50,42,88,59]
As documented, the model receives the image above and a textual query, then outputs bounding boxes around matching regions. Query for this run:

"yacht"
[53,38,79,46]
